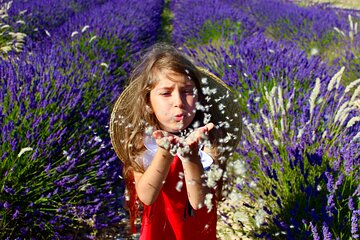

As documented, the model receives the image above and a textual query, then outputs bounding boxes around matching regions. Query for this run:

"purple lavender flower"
[322,222,333,240]
[310,221,320,240]
[351,210,359,239]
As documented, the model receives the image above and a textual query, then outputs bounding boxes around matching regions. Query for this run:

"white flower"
[255,209,266,227]
[100,62,108,68]
[45,29,51,37]
[71,31,78,37]
[346,116,360,128]
[17,147,33,157]
[350,85,360,103]
[204,193,213,212]
[249,181,257,188]
[202,86,217,95]
[201,77,208,85]
[206,164,223,188]
[327,66,345,91]
[81,25,90,32]
[203,113,212,124]
[310,48,319,56]
[344,78,360,93]
[89,35,97,43]
[175,181,183,192]
[218,103,226,111]
[308,77,321,124]
[232,160,247,176]
[16,20,25,25]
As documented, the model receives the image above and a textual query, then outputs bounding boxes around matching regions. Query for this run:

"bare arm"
[180,123,215,210]
[134,123,214,208]
[133,143,173,206]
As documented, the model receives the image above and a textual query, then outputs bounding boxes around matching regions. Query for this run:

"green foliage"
[187,18,243,47]
[159,0,173,42]
[266,17,339,56]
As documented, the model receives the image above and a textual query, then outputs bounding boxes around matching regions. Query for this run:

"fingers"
[185,122,214,146]
[153,130,166,139]
[153,130,173,150]
[152,123,215,152]
[204,122,215,132]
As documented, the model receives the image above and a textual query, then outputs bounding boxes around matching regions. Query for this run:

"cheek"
[188,95,198,108]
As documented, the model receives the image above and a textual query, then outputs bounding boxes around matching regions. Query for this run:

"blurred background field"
[0,0,359,239]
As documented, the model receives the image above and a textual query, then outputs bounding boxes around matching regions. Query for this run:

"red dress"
[139,155,217,240]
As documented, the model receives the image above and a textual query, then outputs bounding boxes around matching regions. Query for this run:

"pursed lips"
[173,113,185,121]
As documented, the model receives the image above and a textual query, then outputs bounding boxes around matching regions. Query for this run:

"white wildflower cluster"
[71,24,91,38]
[217,191,257,239]
[334,14,358,45]
[0,1,27,59]
[204,193,213,212]
[205,164,223,188]
[320,67,360,141]
[254,198,267,228]
[257,85,286,145]
[228,159,247,176]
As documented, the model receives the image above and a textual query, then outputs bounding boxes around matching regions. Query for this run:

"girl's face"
[149,68,198,133]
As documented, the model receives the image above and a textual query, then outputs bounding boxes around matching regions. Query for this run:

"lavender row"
[0,0,164,238]
[171,0,359,239]
[8,0,107,41]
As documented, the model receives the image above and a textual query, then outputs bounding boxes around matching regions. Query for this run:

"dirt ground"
[295,0,360,9]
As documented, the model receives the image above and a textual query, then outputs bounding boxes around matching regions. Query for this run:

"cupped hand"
[152,130,178,151]
[185,122,215,148]
[152,123,215,158]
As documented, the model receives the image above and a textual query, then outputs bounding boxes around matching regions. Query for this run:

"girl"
[110,43,242,239]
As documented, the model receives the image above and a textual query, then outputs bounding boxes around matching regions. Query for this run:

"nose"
[173,91,184,108]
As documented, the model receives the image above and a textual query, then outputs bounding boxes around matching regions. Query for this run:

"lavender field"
[1,0,359,239]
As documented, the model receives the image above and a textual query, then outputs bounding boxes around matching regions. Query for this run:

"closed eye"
[184,87,197,95]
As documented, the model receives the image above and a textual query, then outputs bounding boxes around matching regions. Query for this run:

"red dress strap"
[139,155,217,240]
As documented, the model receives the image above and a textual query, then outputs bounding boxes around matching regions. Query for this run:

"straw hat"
[110,67,243,162]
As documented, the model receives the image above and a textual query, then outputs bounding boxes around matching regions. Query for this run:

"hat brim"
[110,67,242,162]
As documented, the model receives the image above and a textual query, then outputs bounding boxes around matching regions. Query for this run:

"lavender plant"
[171,0,359,238]
[0,41,125,239]
[1,0,164,238]
[8,0,106,41]
[233,66,360,239]
[170,0,258,46]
